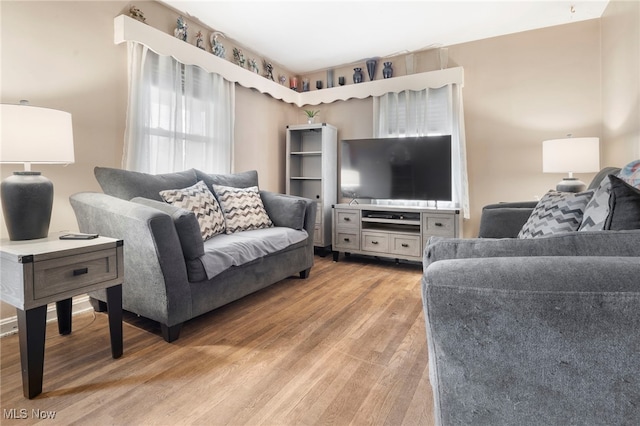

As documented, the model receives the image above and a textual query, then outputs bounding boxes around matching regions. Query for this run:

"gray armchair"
[422,166,640,425]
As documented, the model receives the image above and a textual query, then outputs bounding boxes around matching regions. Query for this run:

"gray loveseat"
[70,167,316,342]
[421,168,640,425]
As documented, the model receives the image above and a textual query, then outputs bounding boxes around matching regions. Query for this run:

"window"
[123,43,234,174]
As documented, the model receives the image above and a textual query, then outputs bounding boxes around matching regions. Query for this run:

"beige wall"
[601,0,640,165]
[452,19,603,236]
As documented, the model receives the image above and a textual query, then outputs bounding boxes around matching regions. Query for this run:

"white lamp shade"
[542,137,600,174]
[1,104,74,165]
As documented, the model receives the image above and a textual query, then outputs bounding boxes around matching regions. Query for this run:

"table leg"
[106,285,123,359]
[56,298,73,335]
[17,306,47,399]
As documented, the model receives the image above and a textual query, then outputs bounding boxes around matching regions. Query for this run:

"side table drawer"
[33,248,119,300]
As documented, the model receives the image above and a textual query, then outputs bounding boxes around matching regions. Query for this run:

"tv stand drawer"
[335,210,359,227]
[334,231,359,251]
[390,235,422,257]
[424,215,455,237]
[361,231,389,253]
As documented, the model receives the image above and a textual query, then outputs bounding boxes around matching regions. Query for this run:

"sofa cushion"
[193,227,309,280]
[95,167,198,201]
[605,175,640,231]
[131,197,204,260]
[194,169,259,192]
[159,181,226,241]
[518,190,594,239]
[213,184,274,234]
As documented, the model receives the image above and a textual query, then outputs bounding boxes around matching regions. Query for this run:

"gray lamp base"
[1,172,53,240]
[556,177,586,193]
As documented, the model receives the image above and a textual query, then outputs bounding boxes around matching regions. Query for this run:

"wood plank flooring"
[0,255,434,425]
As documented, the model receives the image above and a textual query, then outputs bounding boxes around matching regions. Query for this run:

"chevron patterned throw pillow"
[160,180,226,241]
[213,184,273,234]
[578,175,613,231]
[518,190,594,239]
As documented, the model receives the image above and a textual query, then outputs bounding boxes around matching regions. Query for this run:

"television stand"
[332,203,462,262]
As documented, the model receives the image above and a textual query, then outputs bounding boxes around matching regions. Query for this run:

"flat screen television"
[340,135,452,202]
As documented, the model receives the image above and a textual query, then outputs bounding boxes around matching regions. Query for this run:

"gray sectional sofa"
[421,167,640,425]
[70,167,316,342]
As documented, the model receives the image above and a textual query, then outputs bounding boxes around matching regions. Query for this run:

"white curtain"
[373,86,470,218]
[123,42,234,174]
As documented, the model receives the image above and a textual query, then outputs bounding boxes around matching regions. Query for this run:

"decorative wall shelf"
[114,15,464,107]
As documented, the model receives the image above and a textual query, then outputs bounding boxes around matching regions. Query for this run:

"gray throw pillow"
[604,175,640,231]
[95,167,198,201]
[518,190,594,239]
[261,191,307,230]
[578,175,613,231]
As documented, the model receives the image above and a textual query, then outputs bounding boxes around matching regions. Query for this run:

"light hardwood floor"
[0,255,434,425]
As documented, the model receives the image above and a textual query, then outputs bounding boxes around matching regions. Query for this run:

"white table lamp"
[1,102,75,240]
[542,137,599,192]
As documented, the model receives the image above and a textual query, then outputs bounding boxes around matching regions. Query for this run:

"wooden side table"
[0,234,124,398]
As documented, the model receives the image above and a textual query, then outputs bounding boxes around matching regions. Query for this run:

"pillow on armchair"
[517,190,594,238]
[579,160,640,231]
[605,175,640,230]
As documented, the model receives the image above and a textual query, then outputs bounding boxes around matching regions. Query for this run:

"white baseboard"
[0,295,94,338]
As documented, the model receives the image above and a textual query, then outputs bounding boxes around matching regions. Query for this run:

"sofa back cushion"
[195,169,258,191]
[95,167,198,201]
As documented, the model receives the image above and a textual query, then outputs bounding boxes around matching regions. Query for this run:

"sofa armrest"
[425,229,640,268]
[422,256,640,425]
[130,197,204,261]
[260,191,316,233]
[477,201,538,238]
[69,192,192,325]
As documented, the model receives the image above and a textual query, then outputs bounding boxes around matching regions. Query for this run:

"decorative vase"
[307,117,314,124]
[383,62,393,79]
[366,59,377,81]
[1,172,53,240]
[353,68,363,84]
[327,69,334,88]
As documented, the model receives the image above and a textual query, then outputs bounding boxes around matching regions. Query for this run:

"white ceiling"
[160,0,610,74]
